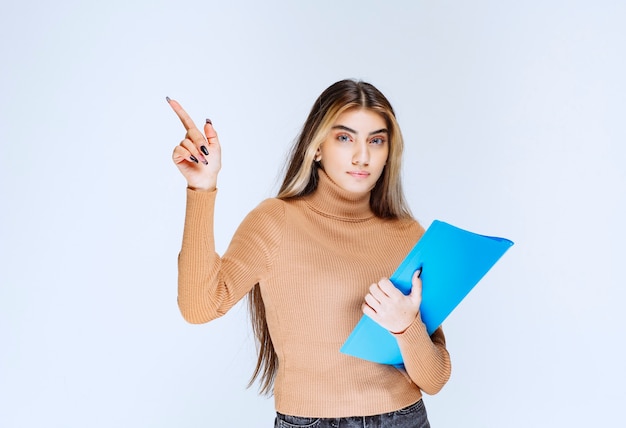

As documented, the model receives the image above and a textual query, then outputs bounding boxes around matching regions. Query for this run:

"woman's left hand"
[362,270,422,334]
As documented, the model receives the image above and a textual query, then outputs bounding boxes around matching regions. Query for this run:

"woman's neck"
[303,169,374,220]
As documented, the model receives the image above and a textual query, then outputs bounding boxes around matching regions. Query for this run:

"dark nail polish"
[189,155,199,164]
[166,96,171,103]
[205,118,212,125]
[201,146,209,156]
[202,159,208,166]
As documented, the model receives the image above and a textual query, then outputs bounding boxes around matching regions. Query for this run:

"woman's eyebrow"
[331,125,389,136]
[332,125,357,133]
[368,128,388,136]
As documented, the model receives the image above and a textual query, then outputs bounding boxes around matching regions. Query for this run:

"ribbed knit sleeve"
[177,188,284,324]
[394,320,451,395]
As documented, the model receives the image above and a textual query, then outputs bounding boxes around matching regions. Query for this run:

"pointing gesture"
[168,97,222,191]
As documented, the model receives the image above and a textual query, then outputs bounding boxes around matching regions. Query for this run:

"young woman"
[169,79,451,427]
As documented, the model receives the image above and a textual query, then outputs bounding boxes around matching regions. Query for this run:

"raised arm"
[168,98,223,323]
[168,99,284,324]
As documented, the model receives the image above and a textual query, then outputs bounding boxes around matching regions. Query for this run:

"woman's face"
[317,108,389,194]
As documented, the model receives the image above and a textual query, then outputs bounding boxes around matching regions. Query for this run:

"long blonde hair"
[248,79,413,394]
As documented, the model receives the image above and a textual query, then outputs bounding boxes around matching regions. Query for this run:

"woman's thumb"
[409,269,423,303]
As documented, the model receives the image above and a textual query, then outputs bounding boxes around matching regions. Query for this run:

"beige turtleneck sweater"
[177,170,451,418]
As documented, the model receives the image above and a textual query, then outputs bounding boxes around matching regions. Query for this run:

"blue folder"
[340,220,514,365]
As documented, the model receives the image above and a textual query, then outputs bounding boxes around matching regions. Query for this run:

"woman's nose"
[352,142,370,165]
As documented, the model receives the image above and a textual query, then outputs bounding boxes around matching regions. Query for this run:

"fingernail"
[166,96,171,103]
[189,155,199,164]
[202,159,208,166]
[205,118,212,125]
[201,146,209,156]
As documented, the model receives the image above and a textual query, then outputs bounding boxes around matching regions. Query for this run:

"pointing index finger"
[166,97,197,131]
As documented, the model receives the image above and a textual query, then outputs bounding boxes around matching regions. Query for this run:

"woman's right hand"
[168,98,222,191]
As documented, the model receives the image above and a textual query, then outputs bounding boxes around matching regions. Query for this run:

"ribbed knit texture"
[178,170,451,418]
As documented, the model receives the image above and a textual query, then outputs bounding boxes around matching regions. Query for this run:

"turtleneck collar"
[303,169,375,221]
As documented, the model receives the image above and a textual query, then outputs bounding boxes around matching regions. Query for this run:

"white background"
[1,1,624,427]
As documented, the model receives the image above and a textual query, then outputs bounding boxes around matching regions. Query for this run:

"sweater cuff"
[183,187,218,236]
[186,186,218,197]
[185,187,217,207]
[393,313,432,348]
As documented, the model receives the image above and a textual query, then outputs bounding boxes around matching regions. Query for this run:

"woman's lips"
[348,171,370,178]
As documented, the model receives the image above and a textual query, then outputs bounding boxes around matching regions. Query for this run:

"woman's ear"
[315,148,322,162]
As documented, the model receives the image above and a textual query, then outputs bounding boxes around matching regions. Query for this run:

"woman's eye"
[371,137,385,145]
[337,134,351,142]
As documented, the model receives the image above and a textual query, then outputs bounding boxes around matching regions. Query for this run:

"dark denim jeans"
[275,399,430,428]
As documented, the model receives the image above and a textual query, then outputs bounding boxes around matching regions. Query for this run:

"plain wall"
[1,1,624,426]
